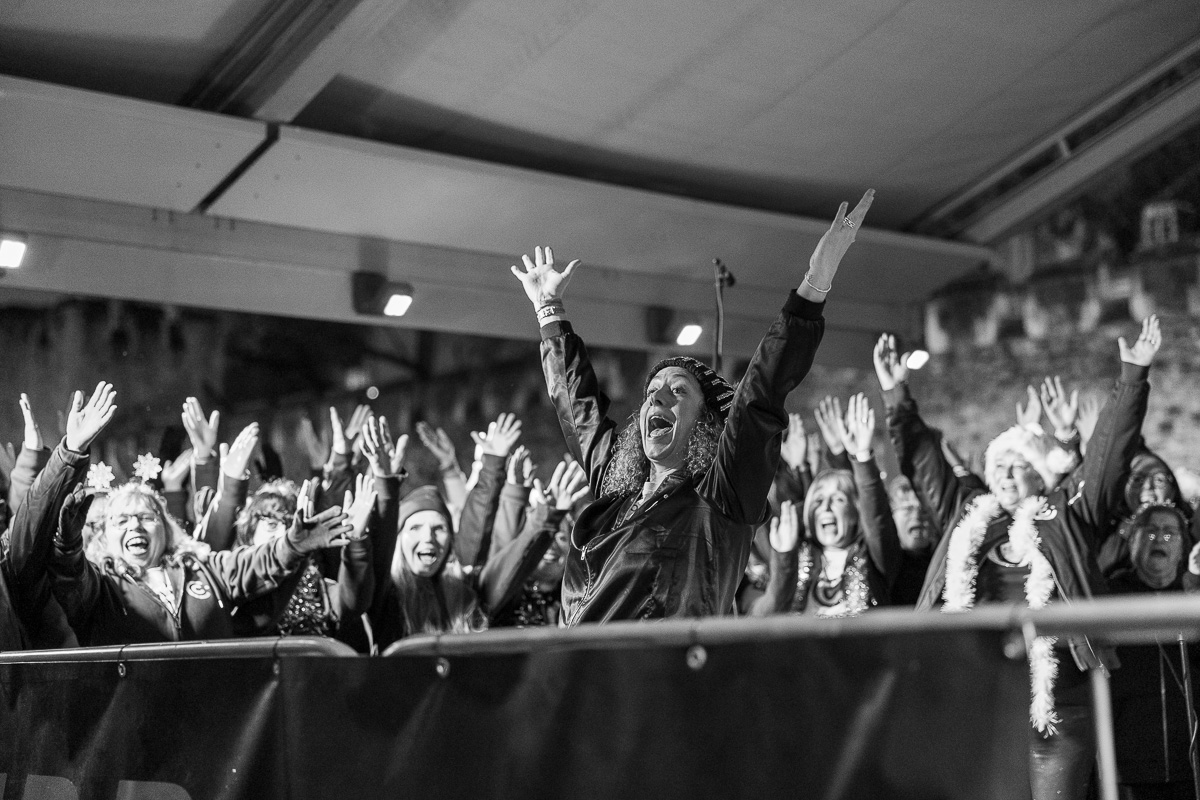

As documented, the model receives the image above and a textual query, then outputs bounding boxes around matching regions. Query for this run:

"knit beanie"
[984,425,1055,492]
[645,356,735,421]
[397,485,453,534]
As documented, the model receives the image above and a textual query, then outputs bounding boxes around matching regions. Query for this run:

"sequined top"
[277,562,333,637]
[494,580,560,628]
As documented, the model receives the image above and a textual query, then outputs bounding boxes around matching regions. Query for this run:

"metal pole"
[1179,635,1200,800]
[713,258,727,373]
[1091,667,1120,800]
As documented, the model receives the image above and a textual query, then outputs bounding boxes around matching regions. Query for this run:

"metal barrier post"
[1090,667,1119,800]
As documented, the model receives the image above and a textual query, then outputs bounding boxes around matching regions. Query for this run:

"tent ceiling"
[1,1,1198,364]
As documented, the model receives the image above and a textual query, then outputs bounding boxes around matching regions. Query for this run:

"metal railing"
[382,594,1200,800]
[382,594,1200,656]
[1,596,1197,800]
[0,635,356,664]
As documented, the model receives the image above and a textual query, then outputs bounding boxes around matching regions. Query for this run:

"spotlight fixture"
[676,324,703,346]
[352,272,415,318]
[0,234,27,269]
[646,306,703,348]
[905,349,930,370]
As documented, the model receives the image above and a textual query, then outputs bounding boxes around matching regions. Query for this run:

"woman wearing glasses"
[49,468,369,646]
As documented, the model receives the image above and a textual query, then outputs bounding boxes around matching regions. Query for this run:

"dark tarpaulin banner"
[1,630,1029,800]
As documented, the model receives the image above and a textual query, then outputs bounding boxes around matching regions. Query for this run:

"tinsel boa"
[942,494,1061,735]
[791,542,871,618]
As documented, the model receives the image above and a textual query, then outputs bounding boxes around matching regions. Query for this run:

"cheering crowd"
[0,190,1197,798]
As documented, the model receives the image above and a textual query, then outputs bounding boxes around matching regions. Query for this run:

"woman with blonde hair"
[51,465,361,645]
[753,394,900,617]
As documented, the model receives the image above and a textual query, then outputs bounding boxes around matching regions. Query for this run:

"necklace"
[942,494,1060,735]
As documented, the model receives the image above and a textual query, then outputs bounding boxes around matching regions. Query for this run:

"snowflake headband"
[86,462,116,492]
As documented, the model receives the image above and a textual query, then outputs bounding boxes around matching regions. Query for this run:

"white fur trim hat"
[984,425,1056,491]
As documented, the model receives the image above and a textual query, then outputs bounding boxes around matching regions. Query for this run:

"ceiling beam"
[0,186,909,368]
[960,74,1200,243]
[915,36,1200,243]
[182,0,408,121]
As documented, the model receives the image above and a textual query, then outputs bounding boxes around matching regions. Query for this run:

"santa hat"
[984,425,1056,492]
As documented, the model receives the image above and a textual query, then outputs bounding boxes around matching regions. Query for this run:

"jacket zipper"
[123,573,183,632]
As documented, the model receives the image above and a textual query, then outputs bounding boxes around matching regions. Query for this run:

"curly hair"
[234,479,299,546]
[598,412,723,497]
[102,482,207,578]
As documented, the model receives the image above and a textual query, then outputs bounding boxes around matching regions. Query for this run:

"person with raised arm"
[0,384,116,650]
[752,393,901,617]
[876,317,1161,800]
[50,453,358,646]
[511,191,873,624]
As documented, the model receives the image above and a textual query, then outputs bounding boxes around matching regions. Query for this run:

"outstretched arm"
[749,500,802,616]
[516,246,621,498]
[842,393,901,590]
[876,334,977,532]
[8,384,116,627]
[700,191,874,523]
[1070,316,1159,537]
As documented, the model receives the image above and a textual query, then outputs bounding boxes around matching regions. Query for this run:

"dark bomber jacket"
[540,290,826,625]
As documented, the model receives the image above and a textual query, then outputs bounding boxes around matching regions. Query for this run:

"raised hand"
[814,396,847,456]
[805,432,822,476]
[344,404,371,448]
[296,415,330,470]
[287,478,352,553]
[769,500,800,553]
[532,460,589,511]
[510,245,580,308]
[780,413,808,470]
[362,416,406,477]
[416,422,458,471]
[507,445,535,487]
[470,412,523,458]
[329,405,370,456]
[161,449,193,491]
[840,393,876,459]
[1015,386,1041,428]
[1076,395,1101,446]
[221,423,260,479]
[181,397,219,460]
[803,189,874,297]
[342,473,378,542]
[1119,314,1162,366]
[1040,376,1079,439]
[19,394,43,451]
[382,418,408,476]
[872,333,910,392]
[65,382,117,453]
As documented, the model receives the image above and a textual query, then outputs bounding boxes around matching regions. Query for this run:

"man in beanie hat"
[511,190,874,624]
[876,316,1162,800]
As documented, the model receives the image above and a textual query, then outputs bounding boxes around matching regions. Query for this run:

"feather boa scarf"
[942,494,1061,735]
[791,542,871,618]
